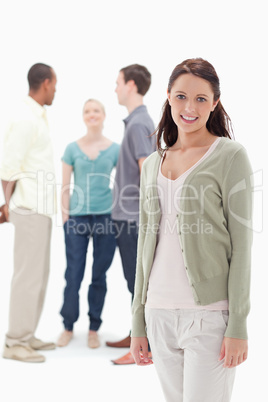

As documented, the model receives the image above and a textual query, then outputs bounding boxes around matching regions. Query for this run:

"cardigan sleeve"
[131,161,149,337]
[222,146,253,339]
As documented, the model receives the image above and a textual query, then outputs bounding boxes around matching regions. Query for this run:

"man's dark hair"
[27,63,53,91]
[120,64,151,96]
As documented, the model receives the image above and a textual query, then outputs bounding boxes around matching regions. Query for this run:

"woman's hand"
[61,161,72,226]
[130,337,153,366]
[62,214,69,225]
[219,337,248,368]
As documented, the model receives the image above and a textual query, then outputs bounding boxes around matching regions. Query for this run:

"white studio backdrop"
[0,1,267,401]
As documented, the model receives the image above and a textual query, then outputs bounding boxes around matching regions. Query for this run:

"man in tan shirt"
[0,63,57,363]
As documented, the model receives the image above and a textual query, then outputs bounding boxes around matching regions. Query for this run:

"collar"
[123,105,147,124]
[24,96,47,118]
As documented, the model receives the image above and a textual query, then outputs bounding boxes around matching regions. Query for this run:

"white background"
[0,0,267,401]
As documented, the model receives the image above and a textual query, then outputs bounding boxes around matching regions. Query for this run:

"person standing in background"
[57,99,120,349]
[106,64,155,365]
[0,63,57,363]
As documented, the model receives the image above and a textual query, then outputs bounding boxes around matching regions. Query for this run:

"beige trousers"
[6,208,52,347]
[145,307,236,402]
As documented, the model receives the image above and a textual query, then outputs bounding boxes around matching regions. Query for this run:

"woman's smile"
[180,115,198,123]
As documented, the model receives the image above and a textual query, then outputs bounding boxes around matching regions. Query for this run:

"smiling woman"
[130,58,253,402]
[0,1,266,401]
[57,98,120,349]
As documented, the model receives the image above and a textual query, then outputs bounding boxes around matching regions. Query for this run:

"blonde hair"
[83,98,105,115]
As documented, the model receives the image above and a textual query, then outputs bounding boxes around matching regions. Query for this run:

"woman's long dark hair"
[156,58,233,152]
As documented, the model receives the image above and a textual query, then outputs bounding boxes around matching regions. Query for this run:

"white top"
[146,137,228,310]
[0,96,56,217]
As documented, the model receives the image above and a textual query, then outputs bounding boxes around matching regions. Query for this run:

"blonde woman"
[58,99,120,348]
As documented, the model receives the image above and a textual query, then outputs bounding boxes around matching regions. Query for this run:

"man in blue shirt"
[106,64,155,364]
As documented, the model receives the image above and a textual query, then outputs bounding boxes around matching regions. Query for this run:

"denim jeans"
[113,220,138,299]
[112,219,151,351]
[60,214,116,331]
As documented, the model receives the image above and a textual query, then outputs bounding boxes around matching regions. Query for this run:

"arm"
[138,157,147,173]
[0,119,34,222]
[130,122,154,174]
[2,179,16,205]
[0,179,17,222]
[131,161,152,365]
[61,162,73,224]
[220,147,253,367]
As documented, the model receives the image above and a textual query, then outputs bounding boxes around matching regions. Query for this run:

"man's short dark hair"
[27,63,53,91]
[120,64,151,96]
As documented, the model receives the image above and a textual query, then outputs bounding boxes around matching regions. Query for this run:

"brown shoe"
[106,335,131,348]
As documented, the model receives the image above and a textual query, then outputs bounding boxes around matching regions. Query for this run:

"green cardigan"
[132,137,253,340]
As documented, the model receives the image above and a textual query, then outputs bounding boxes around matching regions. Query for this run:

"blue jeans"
[60,214,116,331]
[113,219,151,351]
[113,220,138,299]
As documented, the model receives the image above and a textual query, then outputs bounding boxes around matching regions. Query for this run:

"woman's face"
[167,73,219,135]
[83,101,105,128]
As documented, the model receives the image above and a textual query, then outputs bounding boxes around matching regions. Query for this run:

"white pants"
[145,308,236,402]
